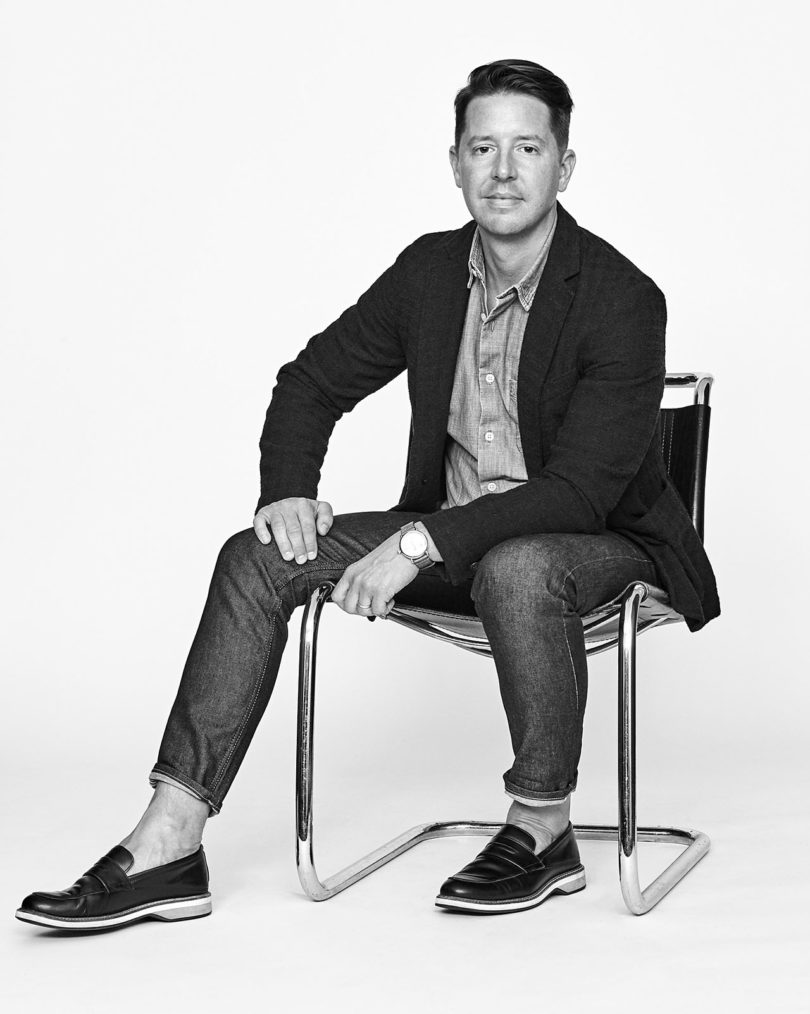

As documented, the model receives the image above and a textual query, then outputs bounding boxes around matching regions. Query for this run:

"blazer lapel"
[517,202,581,475]
[411,222,475,486]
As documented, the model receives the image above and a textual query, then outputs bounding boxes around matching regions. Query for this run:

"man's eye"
[473,146,493,155]
[519,145,538,154]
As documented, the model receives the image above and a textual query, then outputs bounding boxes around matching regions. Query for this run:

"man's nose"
[492,150,515,181]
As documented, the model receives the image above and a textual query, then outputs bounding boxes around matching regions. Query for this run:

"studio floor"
[3,749,807,1014]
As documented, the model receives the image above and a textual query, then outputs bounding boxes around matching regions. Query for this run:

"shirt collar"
[466,202,558,312]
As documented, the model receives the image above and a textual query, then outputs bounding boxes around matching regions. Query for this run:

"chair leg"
[295,582,501,901]
[295,581,711,911]
[574,582,710,915]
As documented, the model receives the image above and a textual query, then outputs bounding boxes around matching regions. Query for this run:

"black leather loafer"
[15,845,211,930]
[436,822,585,914]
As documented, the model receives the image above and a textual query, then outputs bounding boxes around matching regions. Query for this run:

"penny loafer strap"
[82,855,132,894]
[456,826,544,881]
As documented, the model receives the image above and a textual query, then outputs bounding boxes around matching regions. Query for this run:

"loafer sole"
[435,867,586,914]
[15,893,212,930]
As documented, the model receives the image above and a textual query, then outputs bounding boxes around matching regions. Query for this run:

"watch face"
[401,529,428,557]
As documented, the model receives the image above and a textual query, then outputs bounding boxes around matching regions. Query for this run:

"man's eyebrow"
[466,134,547,145]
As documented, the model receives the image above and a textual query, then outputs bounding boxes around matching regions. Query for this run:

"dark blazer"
[256,203,720,632]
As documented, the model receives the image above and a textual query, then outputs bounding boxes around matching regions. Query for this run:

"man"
[16,59,719,928]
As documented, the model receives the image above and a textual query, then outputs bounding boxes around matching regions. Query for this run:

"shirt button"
[487,482,497,491]
[485,373,495,383]
[480,312,486,322]
[484,431,494,441]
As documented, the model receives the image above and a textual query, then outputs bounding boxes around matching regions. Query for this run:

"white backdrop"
[1,1,808,1011]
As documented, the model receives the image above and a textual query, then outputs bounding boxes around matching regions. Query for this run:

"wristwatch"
[397,522,436,571]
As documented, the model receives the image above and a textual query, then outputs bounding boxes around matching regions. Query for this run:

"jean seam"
[209,566,337,796]
[210,612,277,794]
[560,599,579,712]
[561,554,655,586]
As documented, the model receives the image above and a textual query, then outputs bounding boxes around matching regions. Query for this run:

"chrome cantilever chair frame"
[296,373,713,914]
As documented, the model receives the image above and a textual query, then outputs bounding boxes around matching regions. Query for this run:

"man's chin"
[475,214,530,238]
[473,204,555,241]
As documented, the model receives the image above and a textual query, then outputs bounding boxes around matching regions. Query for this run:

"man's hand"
[253,497,334,563]
[330,530,419,618]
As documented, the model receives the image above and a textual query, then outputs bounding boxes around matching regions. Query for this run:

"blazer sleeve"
[420,280,667,585]
[255,242,421,513]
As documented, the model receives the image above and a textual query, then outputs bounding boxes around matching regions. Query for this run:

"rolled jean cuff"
[149,766,221,817]
[505,789,571,807]
[504,775,576,805]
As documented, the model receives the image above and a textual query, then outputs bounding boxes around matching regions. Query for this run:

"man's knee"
[217,527,265,571]
[215,527,321,613]
[471,536,573,606]
[216,527,289,593]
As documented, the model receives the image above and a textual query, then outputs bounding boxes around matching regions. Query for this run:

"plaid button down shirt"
[439,205,558,510]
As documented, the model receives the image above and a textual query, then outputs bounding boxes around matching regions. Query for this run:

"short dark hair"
[454,59,574,156]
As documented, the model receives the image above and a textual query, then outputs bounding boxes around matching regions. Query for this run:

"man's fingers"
[281,499,320,563]
[269,513,295,560]
[253,512,272,545]
[330,568,361,614]
[282,514,308,563]
[330,563,394,618]
[370,590,391,618]
[344,579,386,617]
[315,500,334,535]
[255,498,332,560]
[298,511,319,559]
[330,575,348,610]
[346,576,372,615]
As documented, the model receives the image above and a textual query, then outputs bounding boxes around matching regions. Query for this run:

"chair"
[295,372,714,914]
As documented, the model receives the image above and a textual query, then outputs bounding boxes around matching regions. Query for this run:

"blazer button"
[421,479,427,484]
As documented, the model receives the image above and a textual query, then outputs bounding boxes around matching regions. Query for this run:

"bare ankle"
[120,835,201,876]
[120,784,208,868]
[142,783,208,832]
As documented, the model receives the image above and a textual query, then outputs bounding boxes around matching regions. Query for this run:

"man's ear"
[449,145,462,189]
[557,149,576,193]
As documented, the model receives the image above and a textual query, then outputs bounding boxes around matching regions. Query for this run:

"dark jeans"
[150,511,660,814]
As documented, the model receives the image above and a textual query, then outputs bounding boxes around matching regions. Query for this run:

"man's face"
[449,92,576,242]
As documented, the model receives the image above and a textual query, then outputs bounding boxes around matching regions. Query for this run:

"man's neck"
[478,206,556,299]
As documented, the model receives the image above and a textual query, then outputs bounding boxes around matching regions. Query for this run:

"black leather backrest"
[657,404,711,542]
